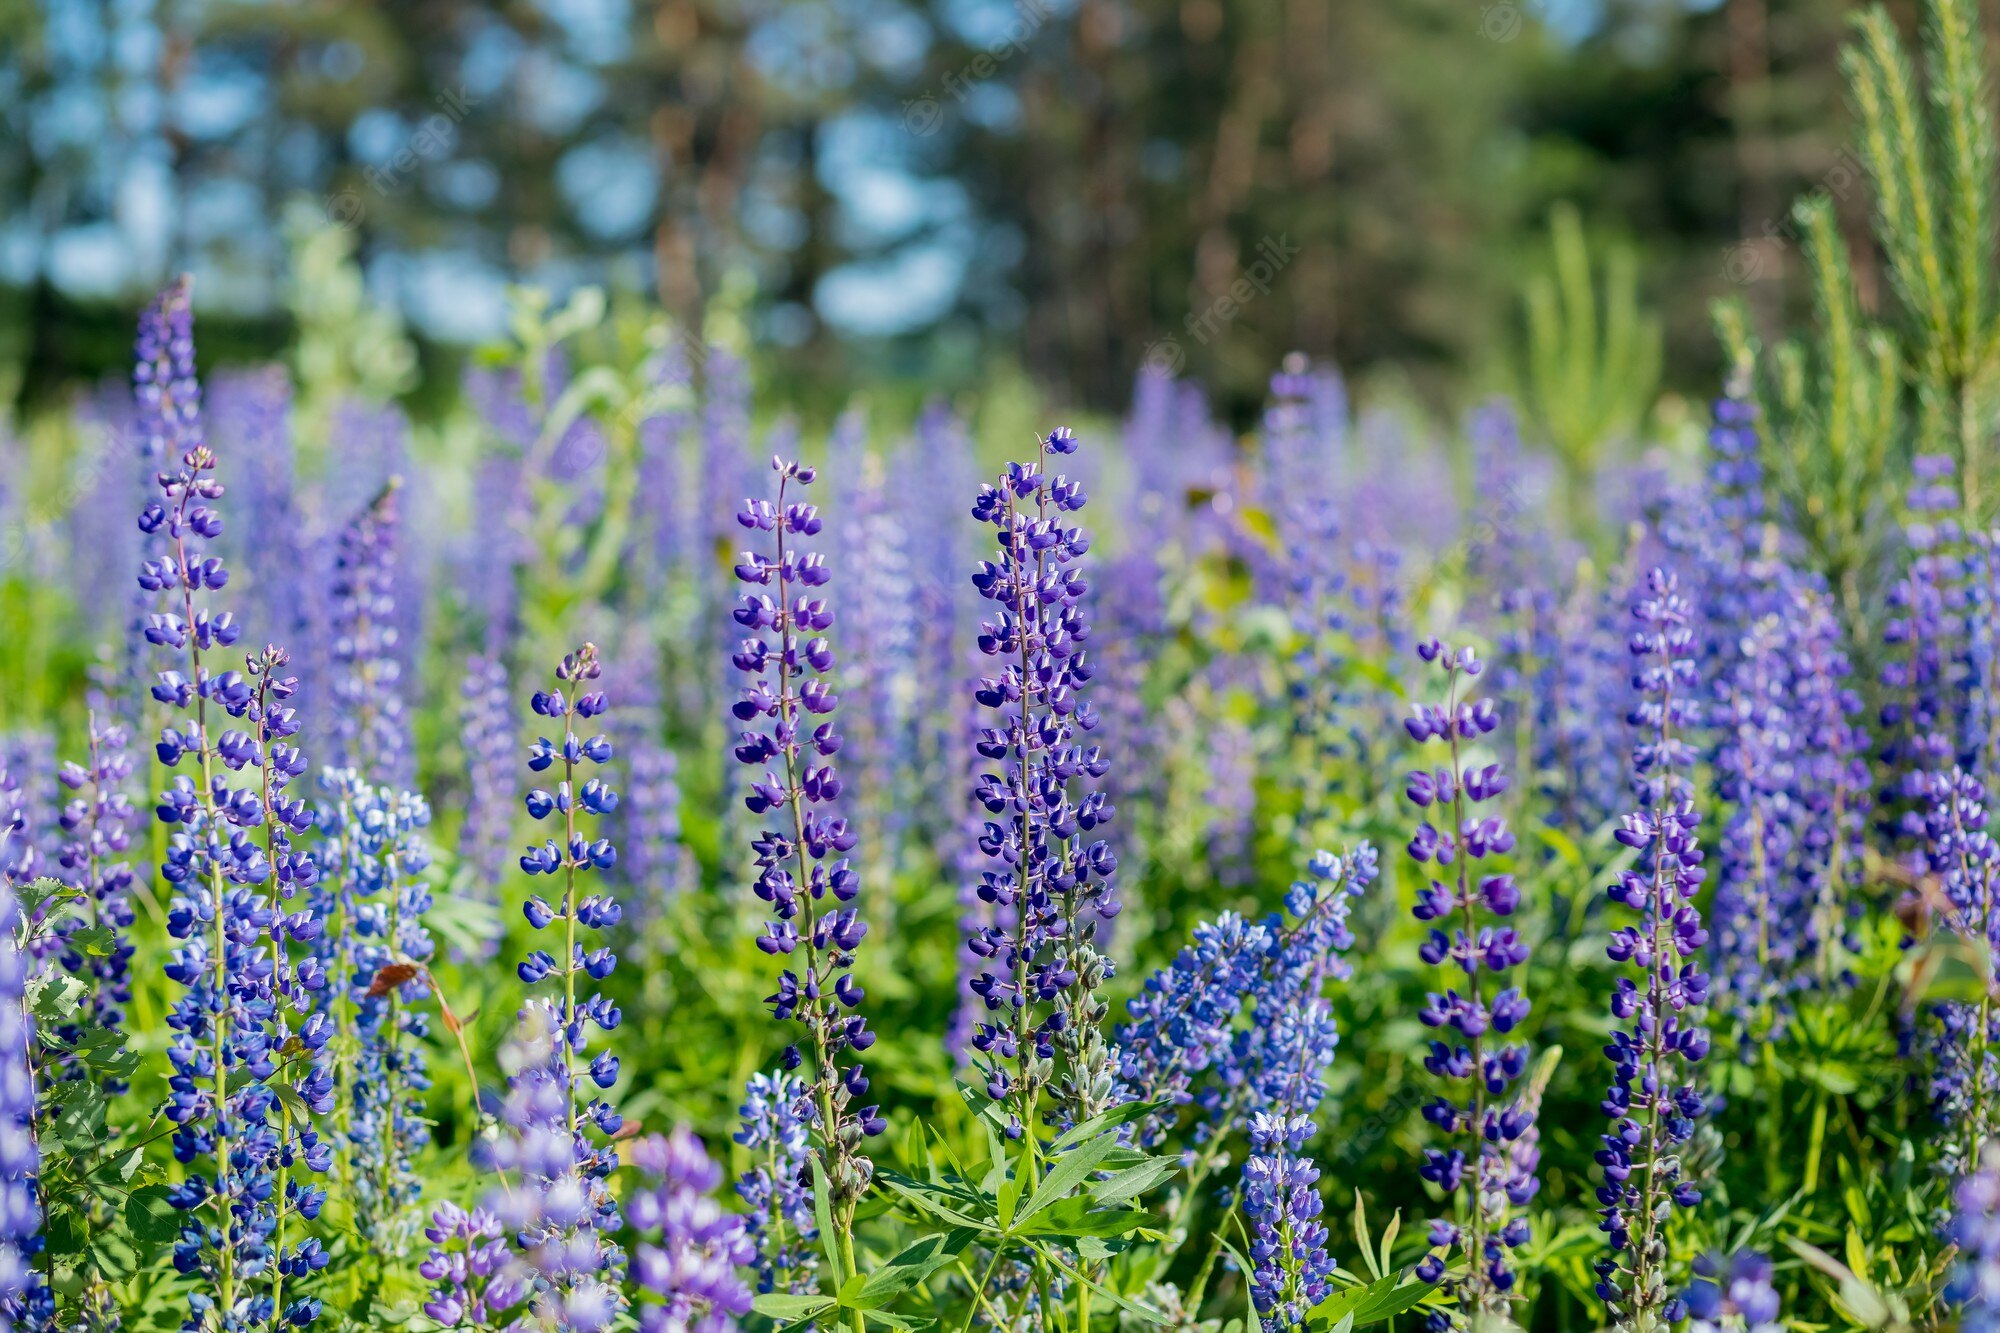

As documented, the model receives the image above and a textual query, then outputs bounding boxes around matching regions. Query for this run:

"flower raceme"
[135,277,337,1330]
[1593,567,1712,1331]
[507,641,629,1313]
[1401,637,1536,1325]
[963,426,1120,1140]
[729,456,883,1204]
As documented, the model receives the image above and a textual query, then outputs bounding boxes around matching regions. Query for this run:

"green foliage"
[1842,0,2000,514]
[1521,204,1662,525]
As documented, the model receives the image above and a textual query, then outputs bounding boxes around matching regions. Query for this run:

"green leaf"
[851,1228,977,1309]
[1352,1191,1381,1281]
[752,1293,836,1323]
[1012,1196,1155,1239]
[1308,1269,1442,1330]
[125,1184,181,1245]
[1049,1098,1169,1154]
[874,1170,992,1231]
[1089,1154,1180,1206]
[809,1156,842,1286]
[1016,1132,1123,1225]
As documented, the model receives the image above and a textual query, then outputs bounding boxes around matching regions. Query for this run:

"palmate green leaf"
[1089,1153,1179,1206]
[849,1228,977,1309]
[752,1293,835,1325]
[1049,1097,1169,1154]
[1307,1267,1447,1331]
[1010,1194,1156,1240]
[1016,1131,1123,1224]
[874,1169,992,1231]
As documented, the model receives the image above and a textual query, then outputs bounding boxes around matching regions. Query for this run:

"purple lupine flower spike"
[420,1200,529,1327]
[734,1071,819,1296]
[1593,567,1712,1327]
[965,426,1120,1137]
[628,1128,756,1332]
[1921,765,2000,1173]
[0,881,41,1328]
[318,771,435,1249]
[729,456,882,1207]
[327,479,409,786]
[457,653,515,953]
[135,277,339,1328]
[1950,1148,2000,1333]
[54,712,138,1059]
[509,642,627,1311]
[1401,637,1535,1324]
[1686,1252,1782,1333]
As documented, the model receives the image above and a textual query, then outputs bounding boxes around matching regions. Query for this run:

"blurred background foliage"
[0,0,1884,424]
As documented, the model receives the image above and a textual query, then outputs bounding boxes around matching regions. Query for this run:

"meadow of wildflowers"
[15,5,2000,1331]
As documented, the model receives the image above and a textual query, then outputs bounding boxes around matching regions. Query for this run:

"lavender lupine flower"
[1922,766,2000,1174]
[621,730,692,918]
[327,480,408,786]
[734,1071,819,1297]
[1244,1113,1335,1330]
[1950,1147,2000,1333]
[1401,640,1534,1321]
[965,426,1121,1137]
[831,415,921,875]
[1594,568,1713,1330]
[54,713,139,1061]
[487,1003,620,1329]
[458,654,515,946]
[1880,456,1967,866]
[0,881,39,1328]
[1967,531,2000,785]
[1709,612,1804,1048]
[1232,849,1372,1330]
[898,401,978,850]
[512,643,627,1300]
[317,771,434,1249]
[1,734,59,888]
[1114,910,1270,1147]
[1787,583,1871,983]
[0,763,29,891]
[628,1129,756,1333]
[730,455,882,1220]
[1262,358,1351,835]
[1112,841,1372,1278]
[420,1201,529,1329]
[135,279,335,1329]
[1685,1253,1782,1333]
